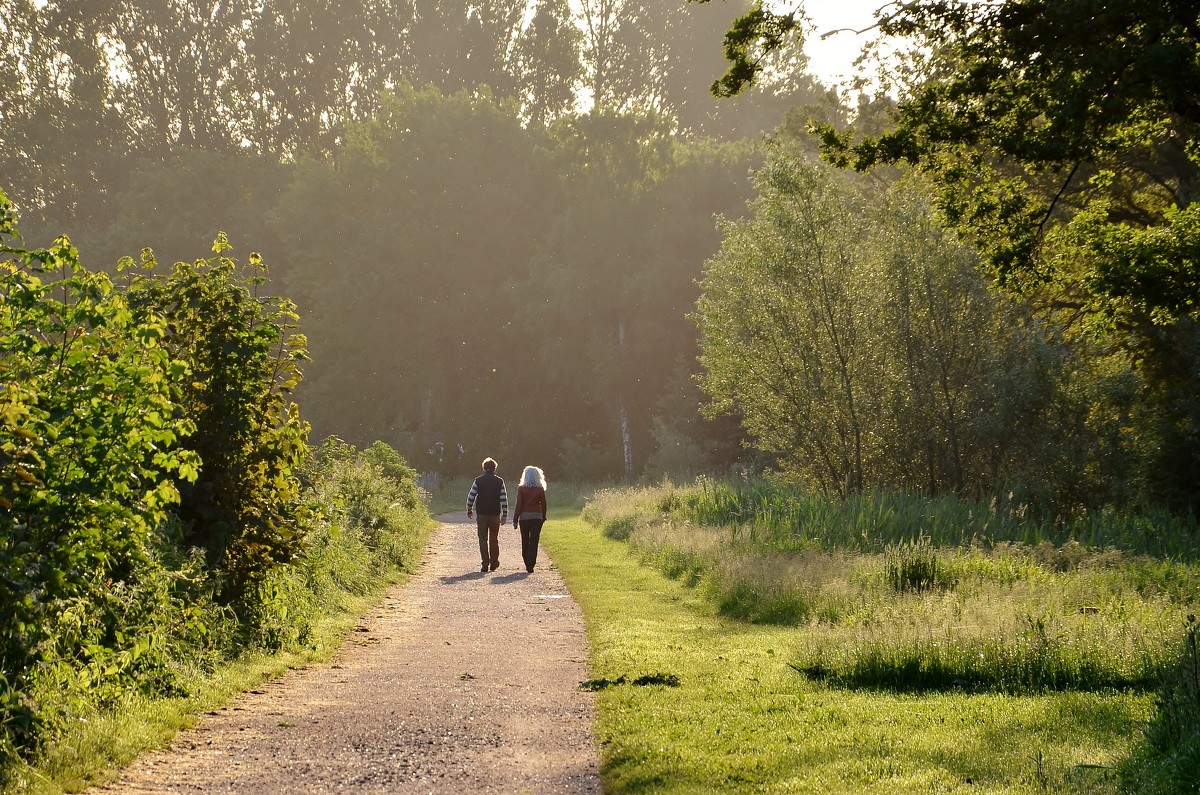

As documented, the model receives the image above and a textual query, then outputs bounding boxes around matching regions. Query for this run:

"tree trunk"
[621,404,634,482]
[617,314,634,481]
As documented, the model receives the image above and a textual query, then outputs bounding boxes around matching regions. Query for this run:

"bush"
[0,197,429,785]
[122,235,312,605]
[0,194,201,764]
[885,536,957,593]
[362,441,422,505]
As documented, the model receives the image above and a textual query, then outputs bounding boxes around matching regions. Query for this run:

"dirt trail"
[100,513,601,794]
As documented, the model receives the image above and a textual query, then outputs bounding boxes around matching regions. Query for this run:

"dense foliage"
[247,86,772,481]
[1,0,824,233]
[695,143,1142,513]
[0,198,428,786]
[810,0,1200,511]
[1,193,201,758]
[121,237,311,603]
[695,0,1200,512]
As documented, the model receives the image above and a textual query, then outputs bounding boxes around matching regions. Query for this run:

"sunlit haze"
[801,0,890,89]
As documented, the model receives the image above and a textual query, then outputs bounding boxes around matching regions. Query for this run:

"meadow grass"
[679,478,1200,559]
[582,485,1195,692]
[543,512,1157,794]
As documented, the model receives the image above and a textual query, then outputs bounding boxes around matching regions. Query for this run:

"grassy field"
[542,510,1159,794]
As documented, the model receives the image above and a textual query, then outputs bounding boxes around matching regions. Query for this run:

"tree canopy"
[705,0,1200,509]
[705,0,1200,323]
[813,0,1200,326]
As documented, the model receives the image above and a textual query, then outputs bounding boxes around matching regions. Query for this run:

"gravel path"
[100,513,601,794]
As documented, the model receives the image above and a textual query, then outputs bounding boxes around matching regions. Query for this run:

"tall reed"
[683,478,1200,558]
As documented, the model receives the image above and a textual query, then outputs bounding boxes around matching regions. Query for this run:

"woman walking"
[512,466,547,573]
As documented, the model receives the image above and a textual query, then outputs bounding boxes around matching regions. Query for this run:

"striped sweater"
[466,471,508,518]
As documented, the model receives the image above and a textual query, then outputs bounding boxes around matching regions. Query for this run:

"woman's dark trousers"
[518,517,544,572]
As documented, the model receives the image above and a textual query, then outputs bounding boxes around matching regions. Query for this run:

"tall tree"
[814,1,1200,322]
[528,111,755,480]
[697,152,876,492]
[241,0,415,158]
[4,0,583,233]
[511,0,585,125]
[0,1,126,229]
[524,110,676,479]
[695,147,1063,497]
[659,0,833,140]
[406,0,529,98]
[811,0,1200,509]
[97,0,258,153]
[706,0,1200,508]
[576,0,627,110]
[268,85,562,471]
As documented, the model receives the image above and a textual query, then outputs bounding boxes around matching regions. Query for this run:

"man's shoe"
[490,563,499,571]
[480,563,488,573]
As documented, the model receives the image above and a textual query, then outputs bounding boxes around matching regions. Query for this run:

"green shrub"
[239,439,427,654]
[0,195,201,764]
[362,441,422,507]
[312,441,427,573]
[122,236,312,606]
[0,196,429,784]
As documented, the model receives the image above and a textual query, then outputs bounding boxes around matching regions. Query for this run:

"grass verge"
[543,512,1156,794]
[6,524,433,795]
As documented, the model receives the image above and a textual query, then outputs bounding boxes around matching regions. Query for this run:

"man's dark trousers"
[477,514,501,570]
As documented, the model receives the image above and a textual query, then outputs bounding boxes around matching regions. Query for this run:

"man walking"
[466,457,508,572]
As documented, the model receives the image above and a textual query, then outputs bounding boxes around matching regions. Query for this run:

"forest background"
[6,0,1199,506]
[4,0,1200,788]
[9,0,1197,516]
[3,0,842,487]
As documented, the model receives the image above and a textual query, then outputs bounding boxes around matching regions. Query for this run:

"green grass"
[8,591,378,793]
[544,512,1157,794]
[582,484,1194,693]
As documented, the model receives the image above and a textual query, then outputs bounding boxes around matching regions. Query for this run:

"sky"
[799,0,892,89]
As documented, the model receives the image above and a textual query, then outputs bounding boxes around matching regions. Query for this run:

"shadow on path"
[439,571,489,584]
[490,572,532,585]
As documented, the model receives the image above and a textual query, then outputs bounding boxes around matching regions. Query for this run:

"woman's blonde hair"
[520,465,547,489]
